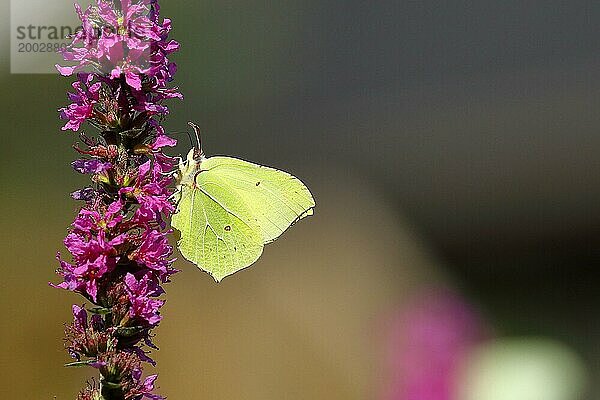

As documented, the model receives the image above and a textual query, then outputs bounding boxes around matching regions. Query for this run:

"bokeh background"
[1,0,599,399]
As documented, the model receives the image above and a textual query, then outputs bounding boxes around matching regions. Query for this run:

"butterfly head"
[176,122,206,187]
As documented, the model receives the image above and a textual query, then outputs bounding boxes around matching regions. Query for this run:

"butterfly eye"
[224,226,231,232]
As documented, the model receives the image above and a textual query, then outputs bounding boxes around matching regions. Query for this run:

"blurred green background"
[1,0,599,398]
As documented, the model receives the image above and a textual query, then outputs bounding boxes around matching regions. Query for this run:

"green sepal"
[116,325,147,337]
[100,380,122,390]
[88,307,112,315]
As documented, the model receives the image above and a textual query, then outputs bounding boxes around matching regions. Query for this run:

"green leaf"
[64,359,96,368]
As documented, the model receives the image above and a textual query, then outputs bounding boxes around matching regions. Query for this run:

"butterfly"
[171,123,315,282]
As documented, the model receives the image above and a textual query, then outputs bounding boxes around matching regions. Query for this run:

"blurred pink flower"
[381,288,488,400]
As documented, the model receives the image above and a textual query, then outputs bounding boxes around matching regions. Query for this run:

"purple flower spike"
[54,1,181,398]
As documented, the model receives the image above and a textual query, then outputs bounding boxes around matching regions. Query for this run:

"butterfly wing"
[199,156,315,243]
[171,182,264,282]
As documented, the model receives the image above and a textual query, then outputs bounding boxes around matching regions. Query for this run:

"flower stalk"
[53,1,182,399]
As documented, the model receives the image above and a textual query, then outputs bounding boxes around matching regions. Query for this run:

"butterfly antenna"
[188,121,205,159]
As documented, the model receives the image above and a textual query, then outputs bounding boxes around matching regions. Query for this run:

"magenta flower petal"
[125,72,143,91]
[71,159,112,174]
